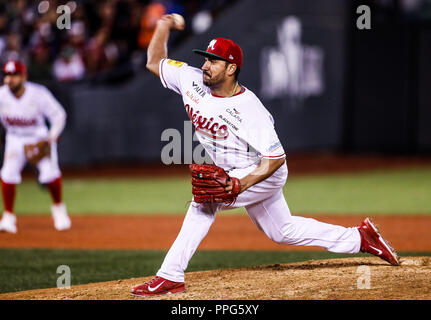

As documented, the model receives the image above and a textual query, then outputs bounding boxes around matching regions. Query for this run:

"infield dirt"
[0,215,430,251]
[0,256,429,300]
[1,215,431,300]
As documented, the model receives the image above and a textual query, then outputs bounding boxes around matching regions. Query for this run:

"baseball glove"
[190,164,241,205]
[24,140,51,166]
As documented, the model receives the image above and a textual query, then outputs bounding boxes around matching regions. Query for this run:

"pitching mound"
[1,256,430,300]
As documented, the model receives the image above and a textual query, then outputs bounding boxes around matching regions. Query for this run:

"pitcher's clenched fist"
[157,13,185,31]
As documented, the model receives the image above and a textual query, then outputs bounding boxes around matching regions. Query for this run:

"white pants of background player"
[1,134,61,184]
[156,163,362,283]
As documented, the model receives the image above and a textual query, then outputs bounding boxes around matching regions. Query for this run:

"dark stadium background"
[1,0,430,167]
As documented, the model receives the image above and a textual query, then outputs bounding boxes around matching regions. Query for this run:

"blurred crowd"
[0,0,233,84]
[2,0,428,86]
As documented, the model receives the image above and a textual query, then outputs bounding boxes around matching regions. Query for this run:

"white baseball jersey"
[159,59,287,183]
[0,82,66,184]
[0,82,66,141]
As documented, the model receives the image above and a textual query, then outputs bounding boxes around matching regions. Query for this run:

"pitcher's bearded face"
[201,58,229,87]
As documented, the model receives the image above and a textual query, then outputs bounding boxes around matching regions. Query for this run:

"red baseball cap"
[3,60,27,75]
[193,38,243,69]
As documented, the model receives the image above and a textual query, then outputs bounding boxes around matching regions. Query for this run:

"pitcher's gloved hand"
[190,164,241,205]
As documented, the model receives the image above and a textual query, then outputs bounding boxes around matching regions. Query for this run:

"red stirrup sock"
[47,177,63,205]
[1,180,16,213]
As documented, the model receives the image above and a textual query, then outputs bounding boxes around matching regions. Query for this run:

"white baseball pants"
[156,166,361,283]
[1,134,61,184]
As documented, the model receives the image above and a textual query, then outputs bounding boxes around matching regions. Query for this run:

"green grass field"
[13,166,431,215]
[1,166,431,294]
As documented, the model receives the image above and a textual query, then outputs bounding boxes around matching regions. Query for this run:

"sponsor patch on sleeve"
[267,141,282,153]
[167,59,185,68]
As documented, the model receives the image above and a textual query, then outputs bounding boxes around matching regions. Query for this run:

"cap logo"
[5,61,16,73]
[208,39,217,51]
[229,54,234,60]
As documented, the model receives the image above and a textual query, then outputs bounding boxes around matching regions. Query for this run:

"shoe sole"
[55,225,71,231]
[131,287,186,297]
[0,226,17,234]
[0,229,17,234]
[366,218,400,266]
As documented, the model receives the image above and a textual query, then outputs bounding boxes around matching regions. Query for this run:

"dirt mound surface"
[1,257,429,300]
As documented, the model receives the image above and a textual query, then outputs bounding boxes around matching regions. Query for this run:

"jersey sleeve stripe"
[262,153,286,159]
[159,59,168,88]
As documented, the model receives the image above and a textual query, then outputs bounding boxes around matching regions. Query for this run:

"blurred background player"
[0,60,71,233]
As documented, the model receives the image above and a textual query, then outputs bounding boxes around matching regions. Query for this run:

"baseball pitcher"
[0,60,71,233]
[131,14,399,296]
